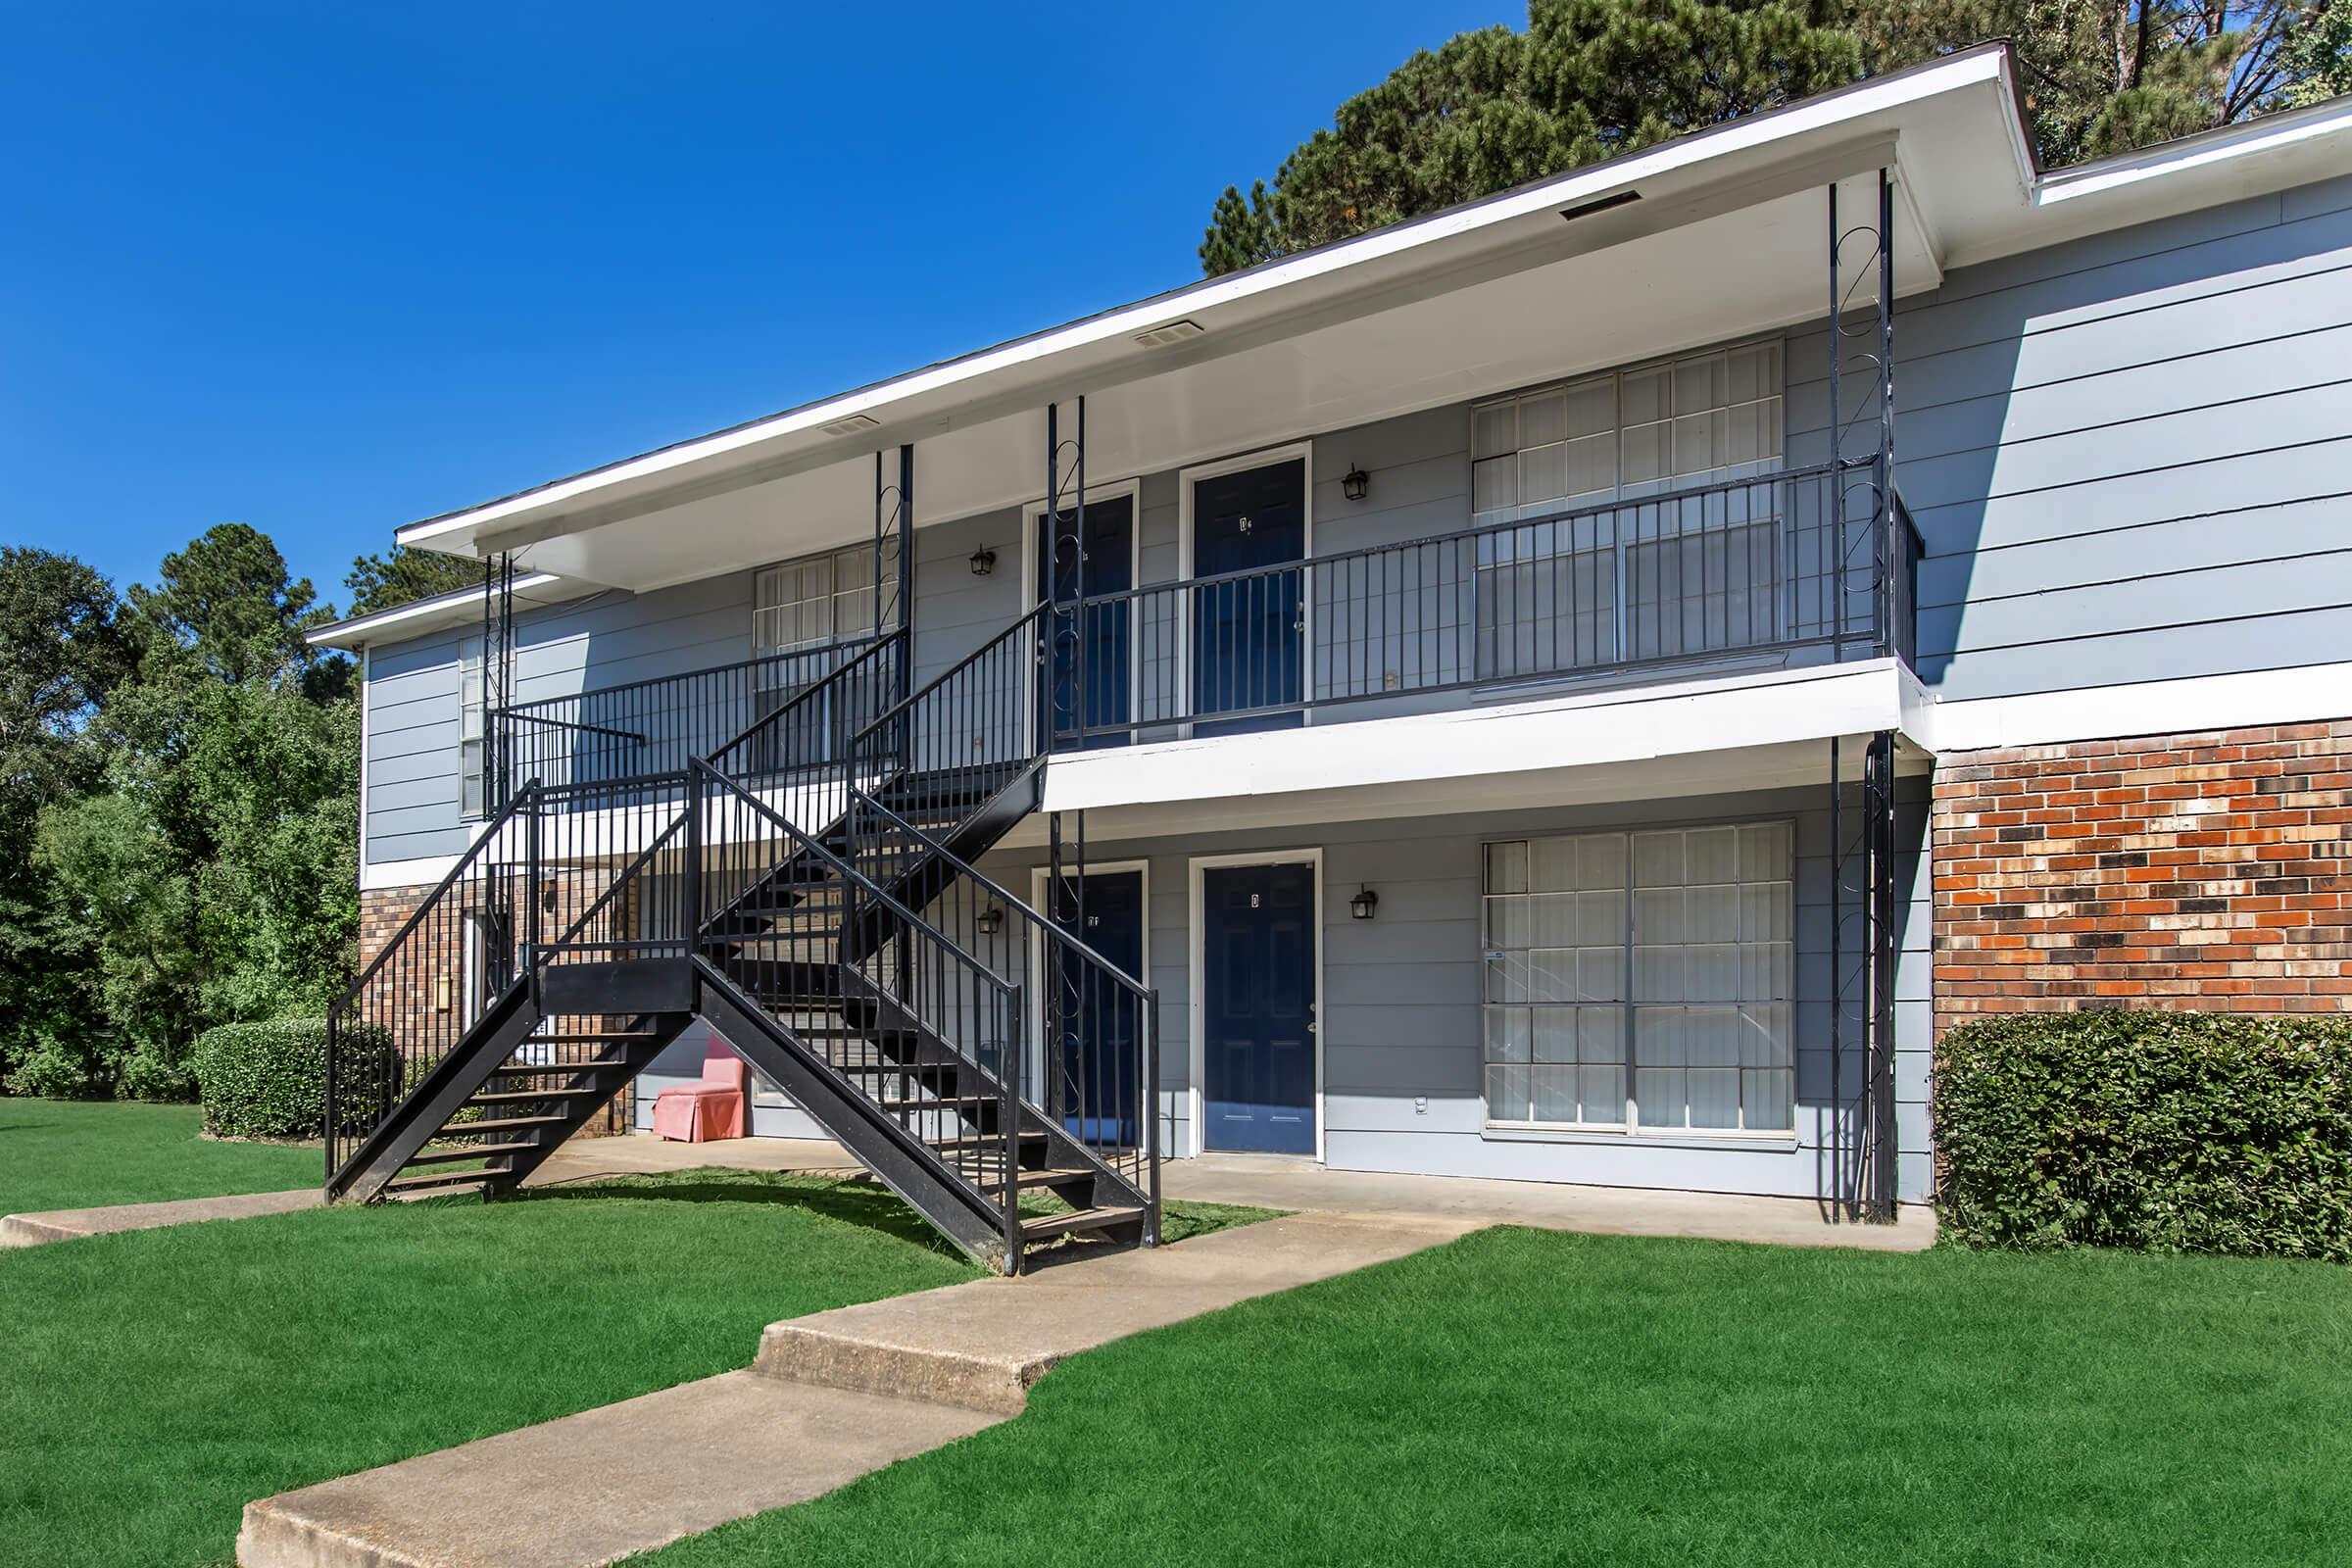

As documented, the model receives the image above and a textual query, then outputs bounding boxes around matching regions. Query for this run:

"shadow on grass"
[514,1171,956,1254]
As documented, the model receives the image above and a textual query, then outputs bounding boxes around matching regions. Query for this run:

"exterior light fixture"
[969,547,998,576]
[1343,465,1370,502]
[1349,885,1379,920]
[975,906,1005,937]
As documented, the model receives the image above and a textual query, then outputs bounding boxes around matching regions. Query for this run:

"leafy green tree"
[345,545,481,617]
[0,549,132,1093]
[1200,0,1865,274]
[1199,0,2347,274]
[126,522,334,689]
[1855,0,2329,166]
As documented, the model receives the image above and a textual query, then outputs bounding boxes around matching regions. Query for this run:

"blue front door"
[1038,495,1133,749]
[1046,869,1146,1146]
[1190,459,1304,736]
[1201,861,1316,1154]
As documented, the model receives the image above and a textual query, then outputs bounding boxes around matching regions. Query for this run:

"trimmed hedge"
[191,1018,389,1142]
[1936,1011,2352,1261]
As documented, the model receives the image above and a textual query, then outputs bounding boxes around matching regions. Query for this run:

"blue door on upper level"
[1038,495,1133,749]
[1191,459,1304,736]
[1201,860,1316,1154]
[1045,869,1146,1146]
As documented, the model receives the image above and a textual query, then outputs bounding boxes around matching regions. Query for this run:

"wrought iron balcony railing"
[1038,460,1918,747]
[486,631,897,806]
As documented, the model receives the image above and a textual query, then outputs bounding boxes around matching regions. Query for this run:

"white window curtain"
[457,634,485,819]
[1471,344,1786,676]
[1483,821,1795,1134]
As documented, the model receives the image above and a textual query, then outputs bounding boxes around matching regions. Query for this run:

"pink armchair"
[651,1042,748,1142]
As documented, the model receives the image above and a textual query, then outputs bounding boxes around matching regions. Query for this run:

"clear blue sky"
[2,2,1512,609]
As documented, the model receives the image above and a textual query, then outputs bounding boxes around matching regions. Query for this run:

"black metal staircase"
[325,612,1160,1273]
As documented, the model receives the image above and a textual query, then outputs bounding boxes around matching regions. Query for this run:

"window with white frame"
[457,634,486,819]
[752,538,899,659]
[1482,821,1794,1135]
[1472,343,1786,675]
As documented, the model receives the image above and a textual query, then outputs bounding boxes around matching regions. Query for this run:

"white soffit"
[307,571,590,652]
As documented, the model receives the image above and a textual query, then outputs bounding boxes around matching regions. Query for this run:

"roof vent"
[1133,318,1205,349]
[819,413,882,438]
[1558,190,1641,223]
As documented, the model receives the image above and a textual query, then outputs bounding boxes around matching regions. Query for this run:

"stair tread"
[442,1115,567,1134]
[977,1166,1098,1192]
[1020,1205,1144,1241]
[467,1088,604,1103]
[382,1169,506,1194]
[927,1132,1045,1152]
[874,1095,990,1111]
[407,1142,536,1164]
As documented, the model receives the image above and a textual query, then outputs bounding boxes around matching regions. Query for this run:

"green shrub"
[117,1045,195,1103]
[1936,1011,2352,1261]
[191,1018,389,1141]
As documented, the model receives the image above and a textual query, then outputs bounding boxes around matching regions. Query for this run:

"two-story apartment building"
[311,47,2352,1270]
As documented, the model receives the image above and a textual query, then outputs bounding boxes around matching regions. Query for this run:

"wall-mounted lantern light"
[969,547,998,576]
[1342,465,1370,503]
[975,906,1005,937]
[1349,885,1380,920]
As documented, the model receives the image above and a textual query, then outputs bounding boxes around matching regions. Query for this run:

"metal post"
[1827,182,1842,651]
[1002,981,1025,1275]
[1876,168,1898,659]
[1829,734,1846,1216]
[1045,403,1061,755]
[1074,394,1087,742]
[684,762,704,945]
[897,442,915,705]
[1144,985,1161,1247]
[1046,809,1064,1125]
[525,796,543,975]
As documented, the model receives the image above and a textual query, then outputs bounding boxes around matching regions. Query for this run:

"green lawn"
[0,1169,976,1567]
[0,1098,321,1214]
[0,1101,1270,1568]
[644,1226,2352,1568]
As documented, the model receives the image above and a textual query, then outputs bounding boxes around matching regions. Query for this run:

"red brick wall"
[357,878,634,1138]
[1932,721,2352,1034]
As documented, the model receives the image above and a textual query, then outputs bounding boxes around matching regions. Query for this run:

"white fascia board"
[1928,662,2352,754]
[1041,659,1921,817]
[2034,93,2352,208]
[395,51,2016,555]
[309,572,574,652]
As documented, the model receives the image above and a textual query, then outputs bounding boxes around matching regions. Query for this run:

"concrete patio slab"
[1163,1153,1938,1251]
[530,1132,1936,1251]
[757,1209,1477,1414]
[0,1187,319,1249]
[237,1371,1001,1568]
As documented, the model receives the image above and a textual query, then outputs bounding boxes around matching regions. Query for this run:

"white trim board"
[1188,847,1326,1163]
[1928,662,2352,754]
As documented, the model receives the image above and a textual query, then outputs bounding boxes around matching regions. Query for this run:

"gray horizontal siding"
[1888,177,2352,701]
[977,781,1932,1203]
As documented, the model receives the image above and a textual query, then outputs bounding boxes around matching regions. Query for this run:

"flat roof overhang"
[385,47,2352,598]
[1010,657,1934,845]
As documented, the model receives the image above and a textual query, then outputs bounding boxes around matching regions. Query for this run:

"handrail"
[845,785,1151,1006]
[1048,460,1843,609]
[691,760,1015,1001]
[848,604,1042,758]
[708,626,906,775]
[329,779,538,1014]
[489,629,887,719]
[497,711,647,744]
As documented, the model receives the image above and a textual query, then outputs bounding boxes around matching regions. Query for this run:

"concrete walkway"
[0,1187,318,1249]
[238,1210,1468,1568]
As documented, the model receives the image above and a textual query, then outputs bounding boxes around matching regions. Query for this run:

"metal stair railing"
[688,760,1045,1261]
[842,785,1158,1227]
